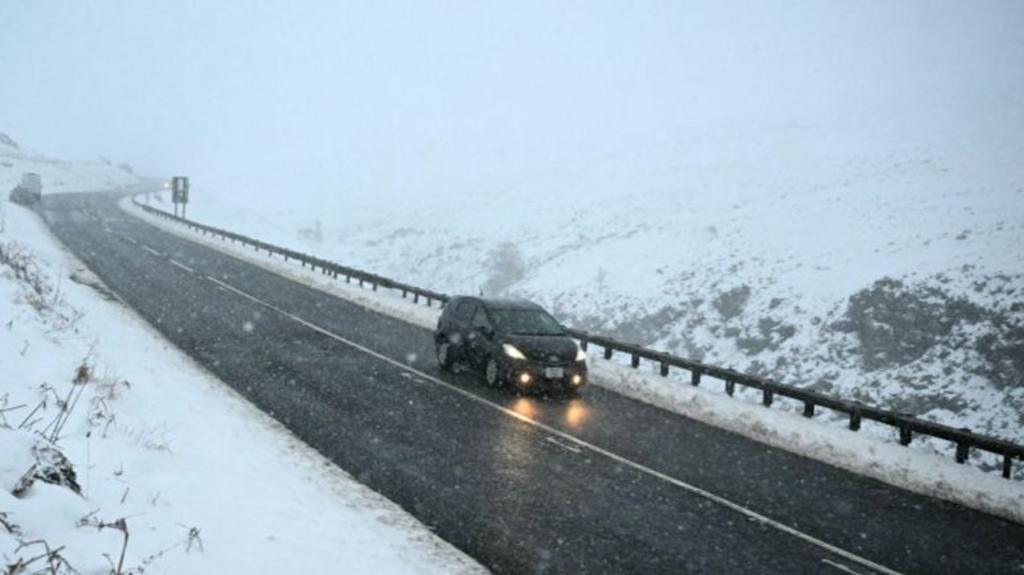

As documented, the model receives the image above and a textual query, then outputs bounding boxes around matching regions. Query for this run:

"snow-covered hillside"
[162,121,1024,448]
[0,131,143,195]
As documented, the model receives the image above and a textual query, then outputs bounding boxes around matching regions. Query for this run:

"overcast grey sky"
[2,1,1021,204]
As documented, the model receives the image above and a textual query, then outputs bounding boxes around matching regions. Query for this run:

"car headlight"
[576,347,587,362]
[503,344,527,360]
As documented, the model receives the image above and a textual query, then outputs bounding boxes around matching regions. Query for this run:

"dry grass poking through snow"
[0,242,179,574]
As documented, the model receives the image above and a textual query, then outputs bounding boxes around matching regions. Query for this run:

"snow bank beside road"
[123,196,1024,525]
[1,199,483,572]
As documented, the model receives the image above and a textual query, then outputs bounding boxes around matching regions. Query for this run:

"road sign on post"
[171,176,190,218]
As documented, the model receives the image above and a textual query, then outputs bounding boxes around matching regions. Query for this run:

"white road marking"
[203,275,902,575]
[822,558,865,574]
[546,436,583,454]
[169,259,194,273]
[141,244,162,257]
[117,233,137,245]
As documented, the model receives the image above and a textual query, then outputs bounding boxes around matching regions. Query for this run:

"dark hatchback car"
[435,297,587,393]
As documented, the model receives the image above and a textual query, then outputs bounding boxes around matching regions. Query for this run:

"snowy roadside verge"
[121,196,1024,525]
[0,200,485,573]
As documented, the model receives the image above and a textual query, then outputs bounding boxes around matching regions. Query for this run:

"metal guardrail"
[131,195,1023,479]
[133,196,448,306]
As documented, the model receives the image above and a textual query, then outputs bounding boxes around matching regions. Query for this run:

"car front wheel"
[436,340,454,371]
[485,357,504,387]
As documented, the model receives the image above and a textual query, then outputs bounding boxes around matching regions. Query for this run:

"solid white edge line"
[546,436,583,454]
[169,259,195,274]
[202,275,902,575]
[822,558,865,575]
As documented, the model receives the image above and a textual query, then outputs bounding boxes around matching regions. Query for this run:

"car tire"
[485,357,504,387]
[436,339,454,372]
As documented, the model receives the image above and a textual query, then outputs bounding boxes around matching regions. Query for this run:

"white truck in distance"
[8,172,42,205]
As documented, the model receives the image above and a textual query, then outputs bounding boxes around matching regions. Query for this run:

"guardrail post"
[413,293,420,303]
[899,427,912,446]
[1004,455,1013,479]
[956,442,970,464]
[659,362,669,376]
[762,388,773,407]
[603,346,613,360]
[426,297,433,307]
[725,380,735,396]
[580,340,588,352]
[802,401,815,418]
[849,408,862,431]
[630,353,640,368]
[691,370,701,386]
[401,289,407,298]
[358,278,364,287]
[372,283,378,291]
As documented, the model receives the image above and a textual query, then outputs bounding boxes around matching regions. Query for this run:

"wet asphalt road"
[39,192,1024,574]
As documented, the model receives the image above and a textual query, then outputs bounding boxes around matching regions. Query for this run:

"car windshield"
[490,309,564,336]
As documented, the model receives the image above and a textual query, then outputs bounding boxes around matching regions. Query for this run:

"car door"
[447,300,475,359]
[467,305,495,367]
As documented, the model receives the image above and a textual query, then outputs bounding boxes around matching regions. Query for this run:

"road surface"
[40,192,1024,574]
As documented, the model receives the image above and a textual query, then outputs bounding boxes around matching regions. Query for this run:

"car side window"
[471,306,492,330]
[454,301,475,322]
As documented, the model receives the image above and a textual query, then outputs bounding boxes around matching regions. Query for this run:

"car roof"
[451,296,544,311]
[482,298,543,311]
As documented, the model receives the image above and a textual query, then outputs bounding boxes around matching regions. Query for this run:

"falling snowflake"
[243,321,254,332]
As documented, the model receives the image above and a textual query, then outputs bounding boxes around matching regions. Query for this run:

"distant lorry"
[8,172,42,205]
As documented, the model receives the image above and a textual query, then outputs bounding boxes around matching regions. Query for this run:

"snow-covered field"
[149,120,1024,451]
[124,197,1024,524]
[1,142,481,573]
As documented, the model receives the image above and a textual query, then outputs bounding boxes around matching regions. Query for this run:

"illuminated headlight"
[571,374,584,386]
[503,344,527,360]
[519,372,533,385]
[575,347,587,362]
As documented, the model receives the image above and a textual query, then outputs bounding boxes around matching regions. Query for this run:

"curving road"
[41,191,1024,574]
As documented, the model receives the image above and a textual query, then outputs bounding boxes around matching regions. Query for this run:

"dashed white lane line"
[169,259,195,273]
[202,274,902,575]
[117,232,137,245]
[141,244,162,257]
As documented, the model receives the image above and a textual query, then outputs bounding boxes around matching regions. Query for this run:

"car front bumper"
[501,359,587,390]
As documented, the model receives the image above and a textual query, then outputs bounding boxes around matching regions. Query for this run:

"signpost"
[171,176,190,218]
